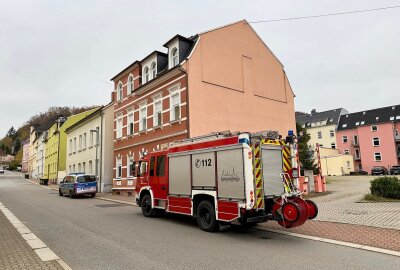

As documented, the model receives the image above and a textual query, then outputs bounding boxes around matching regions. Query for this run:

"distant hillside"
[0,106,99,163]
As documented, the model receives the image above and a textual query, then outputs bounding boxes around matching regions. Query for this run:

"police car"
[59,173,97,198]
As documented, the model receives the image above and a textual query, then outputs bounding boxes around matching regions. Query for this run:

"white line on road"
[0,201,72,270]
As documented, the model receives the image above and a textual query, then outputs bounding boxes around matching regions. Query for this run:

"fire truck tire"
[197,200,218,232]
[305,200,318,220]
[141,194,156,217]
[282,201,300,223]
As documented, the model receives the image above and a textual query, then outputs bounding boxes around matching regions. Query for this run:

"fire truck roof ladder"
[250,130,280,141]
[169,130,240,147]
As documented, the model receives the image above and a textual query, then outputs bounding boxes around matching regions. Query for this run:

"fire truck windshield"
[139,161,148,176]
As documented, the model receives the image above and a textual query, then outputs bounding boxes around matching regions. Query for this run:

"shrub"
[370,176,400,199]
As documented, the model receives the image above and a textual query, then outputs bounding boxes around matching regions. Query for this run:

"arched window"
[150,62,157,79]
[128,75,134,94]
[117,82,123,100]
[144,67,149,83]
[171,48,178,67]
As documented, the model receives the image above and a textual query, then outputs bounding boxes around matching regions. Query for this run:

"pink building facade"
[336,105,400,174]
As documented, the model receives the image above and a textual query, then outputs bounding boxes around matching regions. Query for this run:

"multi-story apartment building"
[110,20,296,195]
[296,108,348,149]
[66,104,114,192]
[35,132,47,179]
[28,126,40,178]
[336,105,400,173]
[43,109,98,184]
[21,140,30,172]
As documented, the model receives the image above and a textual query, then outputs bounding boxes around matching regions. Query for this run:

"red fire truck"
[135,130,318,232]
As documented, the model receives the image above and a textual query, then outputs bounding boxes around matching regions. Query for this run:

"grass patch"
[362,193,400,202]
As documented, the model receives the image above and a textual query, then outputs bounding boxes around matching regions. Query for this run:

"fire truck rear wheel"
[141,194,155,217]
[197,200,218,232]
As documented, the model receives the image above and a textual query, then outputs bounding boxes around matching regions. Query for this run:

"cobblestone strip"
[0,201,71,270]
[259,220,400,255]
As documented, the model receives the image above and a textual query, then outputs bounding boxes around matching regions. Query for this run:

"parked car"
[59,173,97,198]
[390,165,400,175]
[0,167,4,174]
[371,166,389,175]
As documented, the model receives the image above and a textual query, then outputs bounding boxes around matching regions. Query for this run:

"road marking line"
[258,227,400,257]
[0,200,72,269]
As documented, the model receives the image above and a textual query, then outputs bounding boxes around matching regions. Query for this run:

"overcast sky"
[1,0,399,137]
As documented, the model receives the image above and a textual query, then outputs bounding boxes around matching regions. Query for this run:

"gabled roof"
[296,108,347,126]
[337,105,400,131]
[163,34,194,48]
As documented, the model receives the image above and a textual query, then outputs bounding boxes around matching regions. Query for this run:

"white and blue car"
[59,173,97,198]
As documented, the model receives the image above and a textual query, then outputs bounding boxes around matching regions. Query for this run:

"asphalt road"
[0,171,399,270]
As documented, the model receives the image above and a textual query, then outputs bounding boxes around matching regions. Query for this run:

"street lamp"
[90,128,100,191]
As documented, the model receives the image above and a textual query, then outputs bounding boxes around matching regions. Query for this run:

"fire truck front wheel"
[141,194,156,217]
[197,200,218,232]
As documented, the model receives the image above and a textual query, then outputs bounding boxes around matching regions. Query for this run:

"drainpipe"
[99,111,104,192]
[179,67,189,138]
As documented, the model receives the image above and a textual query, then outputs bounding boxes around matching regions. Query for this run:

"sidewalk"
[0,207,63,269]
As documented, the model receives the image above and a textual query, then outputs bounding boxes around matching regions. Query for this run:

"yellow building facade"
[319,147,354,176]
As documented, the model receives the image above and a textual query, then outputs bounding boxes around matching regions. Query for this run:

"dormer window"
[171,48,178,67]
[151,62,157,79]
[144,67,149,83]
[117,82,123,101]
[127,75,134,94]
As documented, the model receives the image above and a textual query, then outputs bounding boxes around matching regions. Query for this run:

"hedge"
[370,176,400,199]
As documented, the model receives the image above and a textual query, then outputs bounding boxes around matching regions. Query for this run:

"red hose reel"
[272,197,318,228]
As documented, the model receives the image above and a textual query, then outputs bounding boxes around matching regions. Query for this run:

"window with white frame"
[342,136,348,143]
[82,162,86,173]
[69,165,71,174]
[69,139,72,154]
[342,124,347,128]
[127,112,134,135]
[372,137,380,146]
[331,143,336,149]
[344,149,349,154]
[150,62,156,79]
[117,82,123,101]
[78,163,81,172]
[154,99,162,127]
[128,75,134,94]
[79,135,82,150]
[395,129,399,136]
[144,67,149,83]
[371,125,378,132]
[90,132,94,146]
[170,92,180,122]
[355,148,360,159]
[330,130,334,137]
[95,127,99,144]
[317,131,322,139]
[73,137,77,153]
[171,48,178,67]
[116,116,123,138]
[128,156,135,178]
[374,152,382,161]
[116,157,122,178]
[353,135,359,145]
[73,164,76,173]
[89,160,93,174]
[83,132,86,149]
[139,105,147,131]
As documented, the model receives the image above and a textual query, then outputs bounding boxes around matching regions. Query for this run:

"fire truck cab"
[135,131,317,232]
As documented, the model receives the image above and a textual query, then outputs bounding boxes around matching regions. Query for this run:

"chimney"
[311,109,316,114]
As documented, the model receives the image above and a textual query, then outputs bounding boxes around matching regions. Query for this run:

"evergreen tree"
[296,123,318,172]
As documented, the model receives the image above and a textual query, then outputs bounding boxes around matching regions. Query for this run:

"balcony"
[354,156,361,161]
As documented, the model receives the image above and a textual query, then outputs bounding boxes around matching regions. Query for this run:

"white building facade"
[35,132,46,179]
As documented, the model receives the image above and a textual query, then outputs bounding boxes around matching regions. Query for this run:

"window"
[128,75,134,94]
[358,163,362,170]
[347,161,351,168]
[353,135,359,145]
[95,127,99,145]
[317,131,322,139]
[355,122,360,126]
[371,125,378,131]
[355,149,360,159]
[116,116,123,138]
[344,149,349,154]
[331,143,336,149]
[149,156,155,176]
[170,92,180,121]
[83,133,86,149]
[342,124,347,128]
[79,135,82,150]
[374,152,382,161]
[128,157,136,178]
[69,139,73,154]
[89,160,93,174]
[153,100,162,127]
[156,155,166,176]
[90,132,94,146]
[395,129,399,136]
[82,162,86,173]
[139,106,147,131]
[342,136,348,143]
[360,121,365,125]
[116,157,122,178]
[390,116,395,121]
[73,137,77,153]
[127,112,134,135]
[373,137,380,146]
[117,82,123,101]
[330,130,334,137]
[150,62,156,79]
[144,67,149,83]
[171,48,178,67]
[73,164,76,173]
[78,163,81,172]
[311,123,316,127]
[376,117,379,121]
